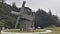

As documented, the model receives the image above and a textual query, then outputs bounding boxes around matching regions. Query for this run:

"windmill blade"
[15,16,20,29]
[15,1,26,29]
[11,11,20,15]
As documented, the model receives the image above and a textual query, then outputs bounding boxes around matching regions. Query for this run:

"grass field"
[3,27,60,34]
[3,29,46,33]
[46,27,60,34]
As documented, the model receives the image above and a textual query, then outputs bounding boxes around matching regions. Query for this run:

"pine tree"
[12,2,19,12]
[0,0,5,3]
[48,8,52,16]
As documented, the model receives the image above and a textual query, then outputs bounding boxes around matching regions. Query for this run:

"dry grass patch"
[46,27,60,34]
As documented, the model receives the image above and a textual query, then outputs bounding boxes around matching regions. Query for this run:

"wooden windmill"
[11,1,34,31]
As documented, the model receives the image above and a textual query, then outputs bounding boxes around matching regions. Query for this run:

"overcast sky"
[5,0,60,17]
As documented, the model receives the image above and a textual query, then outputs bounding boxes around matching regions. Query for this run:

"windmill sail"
[15,1,26,29]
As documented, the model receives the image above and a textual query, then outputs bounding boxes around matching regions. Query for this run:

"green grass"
[2,27,60,34]
[3,29,20,32]
[3,29,46,33]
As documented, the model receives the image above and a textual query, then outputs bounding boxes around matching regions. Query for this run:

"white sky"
[5,0,60,17]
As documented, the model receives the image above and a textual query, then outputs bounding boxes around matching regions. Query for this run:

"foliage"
[35,9,58,29]
[0,2,17,28]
